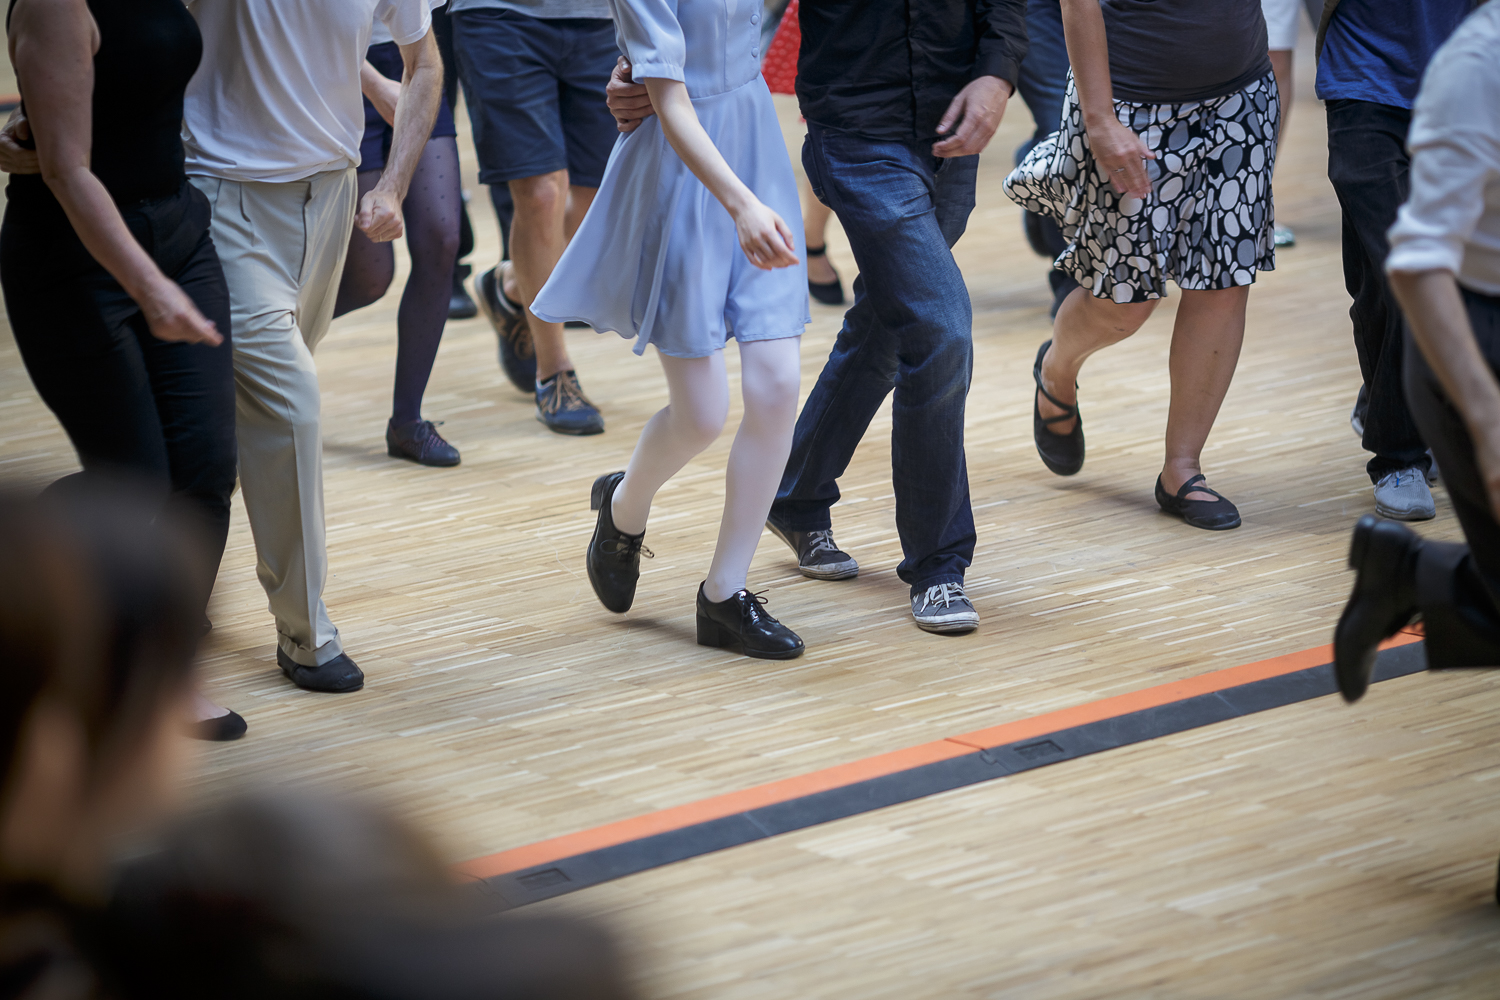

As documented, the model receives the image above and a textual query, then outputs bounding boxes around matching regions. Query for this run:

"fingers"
[935,91,966,137]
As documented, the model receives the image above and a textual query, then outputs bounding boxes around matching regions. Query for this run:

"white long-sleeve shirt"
[1386,2,1500,296]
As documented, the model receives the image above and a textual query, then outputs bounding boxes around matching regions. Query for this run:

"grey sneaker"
[1374,467,1436,521]
[766,521,858,580]
[911,583,979,635]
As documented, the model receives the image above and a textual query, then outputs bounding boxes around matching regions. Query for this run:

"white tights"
[610,337,802,603]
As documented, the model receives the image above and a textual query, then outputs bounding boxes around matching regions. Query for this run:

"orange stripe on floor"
[456,632,1422,881]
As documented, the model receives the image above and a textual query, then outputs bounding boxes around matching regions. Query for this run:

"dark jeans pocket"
[800,133,828,208]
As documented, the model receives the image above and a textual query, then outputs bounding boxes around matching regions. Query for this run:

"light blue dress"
[529,0,810,358]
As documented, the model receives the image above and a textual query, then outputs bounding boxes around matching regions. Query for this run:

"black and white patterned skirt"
[1004,71,1279,304]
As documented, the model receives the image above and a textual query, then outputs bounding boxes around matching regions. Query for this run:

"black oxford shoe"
[587,471,651,613]
[277,648,365,693]
[1333,515,1421,703]
[696,584,804,660]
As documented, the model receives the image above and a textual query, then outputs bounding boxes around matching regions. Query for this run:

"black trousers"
[1326,99,1431,482]
[1404,287,1500,669]
[0,178,237,605]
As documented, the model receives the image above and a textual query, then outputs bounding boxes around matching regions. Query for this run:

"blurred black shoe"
[536,369,604,435]
[190,709,247,742]
[449,262,477,320]
[277,649,365,693]
[476,266,537,393]
[806,245,845,306]
[1333,515,1420,703]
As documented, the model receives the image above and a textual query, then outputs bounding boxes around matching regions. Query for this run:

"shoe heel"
[590,474,610,511]
[1349,515,1377,570]
[696,614,736,650]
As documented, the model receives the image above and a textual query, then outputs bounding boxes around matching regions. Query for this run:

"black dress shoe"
[1154,474,1241,531]
[449,263,478,320]
[587,471,652,613]
[386,418,461,467]
[1033,339,1085,476]
[276,648,365,693]
[190,709,248,742]
[696,585,804,660]
[1334,515,1421,703]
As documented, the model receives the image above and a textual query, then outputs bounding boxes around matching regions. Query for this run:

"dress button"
[751,47,759,58]
[751,12,760,23]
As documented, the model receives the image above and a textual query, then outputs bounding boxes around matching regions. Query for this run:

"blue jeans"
[771,126,978,594]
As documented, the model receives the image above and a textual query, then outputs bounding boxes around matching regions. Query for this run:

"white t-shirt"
[372,0,446,47]
[183,0,432,183]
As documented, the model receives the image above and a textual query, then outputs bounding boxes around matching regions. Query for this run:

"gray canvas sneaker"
[1374,467,1436,521]
[766,521,858,580]
[911,583,979,634]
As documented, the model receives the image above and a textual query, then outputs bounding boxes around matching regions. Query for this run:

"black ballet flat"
[1154,474,1241,531]
[190,709,248,742]
[695,585,804,660]
[587,471,652,614]
[806,244,845,306]
[1033,339,1084,476]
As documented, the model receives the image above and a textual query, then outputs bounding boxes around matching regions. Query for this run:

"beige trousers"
[191,169,357,667]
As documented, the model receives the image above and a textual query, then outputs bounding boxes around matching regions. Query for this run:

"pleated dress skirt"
[531,75,809,358]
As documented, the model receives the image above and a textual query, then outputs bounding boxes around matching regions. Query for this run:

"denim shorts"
[450,9,619,188]
[359,42,459,173]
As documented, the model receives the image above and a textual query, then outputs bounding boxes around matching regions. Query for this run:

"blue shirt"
[1316,0,1472,109]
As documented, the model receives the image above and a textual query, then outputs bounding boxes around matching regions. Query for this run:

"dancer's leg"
[332,170,394,318]
[1162,285,1248,497]
[803,186,838,285]
[392,136,462,424]
[1036,287,1158,433]
[704,338,802,602]
[610,351,729,535]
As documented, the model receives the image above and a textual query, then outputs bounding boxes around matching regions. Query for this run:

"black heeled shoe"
[587,471,652,613]
[1154,474,1241,531]
[1033,339,1084,476]
[695,585,804,660]
[806,244,845,306]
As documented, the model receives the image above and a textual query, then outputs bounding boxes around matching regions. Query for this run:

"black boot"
[1333,515,1420,702]
[696,585,804,660]
[586,471,651,613]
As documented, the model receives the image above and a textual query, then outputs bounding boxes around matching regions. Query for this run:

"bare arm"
[9,0,220,344]
[360,60,402,127]
[643,78,797,270]
[356,28,442,242]
[1059,0,1154,197]
[1391,268,1500,516]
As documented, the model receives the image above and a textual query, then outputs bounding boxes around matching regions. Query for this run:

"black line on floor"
[475,642,1427,909]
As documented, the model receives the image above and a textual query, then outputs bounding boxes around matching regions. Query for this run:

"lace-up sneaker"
[477,265,536,393]
[536,369,604,435]
[1374,467,1436,522]
[386,419,460,467]
[766,520,858,580]
[911,583,979,634]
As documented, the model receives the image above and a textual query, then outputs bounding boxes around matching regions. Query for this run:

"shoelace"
[804,529,841,557]
[735,589,778,625]
[541,372,593,415]
[920,582,969,611]
[601,535,654,560]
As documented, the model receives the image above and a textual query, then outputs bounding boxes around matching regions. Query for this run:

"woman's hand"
[732,199,799,270]
[139,278,223,346]
[1085,115,1155,198]
[0,108,40,174]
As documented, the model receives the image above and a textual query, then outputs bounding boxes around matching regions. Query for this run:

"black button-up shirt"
[796,0,1029,143]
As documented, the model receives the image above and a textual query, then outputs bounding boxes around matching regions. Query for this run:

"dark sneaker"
[386,419,460,467]
[476,265,536,393]
[911,583,979,634]
[537,369,604,435]
[449,262,478,320]
[766,520,858,580]
[696,584,804,659]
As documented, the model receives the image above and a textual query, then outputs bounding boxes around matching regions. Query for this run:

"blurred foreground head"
[110,792,636,1000]
[0,485,203,898]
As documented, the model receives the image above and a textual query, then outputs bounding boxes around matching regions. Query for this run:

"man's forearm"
[380,32,443,199]
[1392,268,1500,437]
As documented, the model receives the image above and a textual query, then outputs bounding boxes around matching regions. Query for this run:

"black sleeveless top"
[7,0,202,204]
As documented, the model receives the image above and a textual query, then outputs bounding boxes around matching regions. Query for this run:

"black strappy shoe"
[1032,339,1084,476]
[806,244,845,306]
[1154,474,1241,531]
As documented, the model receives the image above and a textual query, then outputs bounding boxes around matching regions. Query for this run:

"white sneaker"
[911,583,979,634]
[1374,467,1436,521]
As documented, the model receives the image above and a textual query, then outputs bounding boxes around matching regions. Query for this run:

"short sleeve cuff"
[630,62,686,83]
[1386,237,1465,277]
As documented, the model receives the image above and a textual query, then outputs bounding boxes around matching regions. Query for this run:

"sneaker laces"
[804,529,841,557]
[920,582,969,610]
[541,371,593,415]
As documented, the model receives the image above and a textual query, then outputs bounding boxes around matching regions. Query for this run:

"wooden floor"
[2,32,1498,999]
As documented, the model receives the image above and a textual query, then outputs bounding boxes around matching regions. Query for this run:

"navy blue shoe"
[537,370,604,436]
[477,266,536,393]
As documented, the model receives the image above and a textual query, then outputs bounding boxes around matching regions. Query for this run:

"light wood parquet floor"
[1,28,1497,999]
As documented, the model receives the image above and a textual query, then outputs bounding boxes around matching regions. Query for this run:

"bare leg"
[704,337,802,602]
[565,184,597,241]
[1161,285,1249,498]
[803,183,839,286]
[610,351,730,536]
[502,169,574,381]
[1037,286,1158,434]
